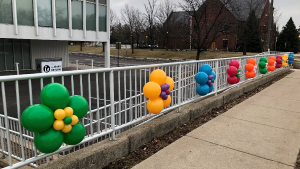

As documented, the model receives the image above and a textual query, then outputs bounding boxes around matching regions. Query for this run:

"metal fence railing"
[0,51,292,168]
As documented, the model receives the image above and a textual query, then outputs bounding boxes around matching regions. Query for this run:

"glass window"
[0,0,13,24]
[0,39,5,71]
[16,0,34,26]
[37,0,53,27]
[98,5,106,32]
[98,0,106,5]
[14,40,23,69]
[86,1,96,31]
[5,39,14,70]
[56,0,68,29]
[72,0,83,30]
[23,40,31,69]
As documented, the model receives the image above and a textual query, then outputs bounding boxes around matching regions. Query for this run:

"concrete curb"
[38,68,290,169]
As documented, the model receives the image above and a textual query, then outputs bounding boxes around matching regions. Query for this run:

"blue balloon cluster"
[195,64,216,96]
[288,54,294,64]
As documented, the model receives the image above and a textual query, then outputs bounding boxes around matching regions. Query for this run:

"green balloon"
[64,122,86,145]
[64,117,72,125]
[67,96,88,119]
[40,83,70,111]
[237,69,241,73]
[21,104,54,133]
[260,68,268,74]
[236,74,240,78]
[259,62,266,69]
[34,128,64,153]
[259,57,267,63]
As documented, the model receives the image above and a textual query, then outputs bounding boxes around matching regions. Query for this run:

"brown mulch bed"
[104,70,293,169]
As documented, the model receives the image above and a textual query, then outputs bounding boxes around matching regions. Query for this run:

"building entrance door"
[0,39,31,71]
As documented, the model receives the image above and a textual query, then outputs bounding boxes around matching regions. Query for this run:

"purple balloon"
[165,83,170,90]
[161,84,168,91]
[160,91,167,98]
[208,75,214,80]
[162,95,168,100]
[207,80,213,87]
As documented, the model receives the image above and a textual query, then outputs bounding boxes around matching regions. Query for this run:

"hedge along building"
[0,0,110,72]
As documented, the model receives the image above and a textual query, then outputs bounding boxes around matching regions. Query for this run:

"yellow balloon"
[71,115,79,125]
[62,124,72,133]
[143,82,161,99]
[282,54,288,60]
[147,98,164,114]
[150,69,167,85]
[53,120,64,130]
[166,76,175,91]
[54,109,66,120]
[64,107,74,117]
[282,62,287,67]
[163,95,171,108]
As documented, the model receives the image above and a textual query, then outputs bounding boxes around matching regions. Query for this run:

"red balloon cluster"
[268,56,276,71]
[245,58,257,78]
[276,56,282,68]
[227,60,241,84]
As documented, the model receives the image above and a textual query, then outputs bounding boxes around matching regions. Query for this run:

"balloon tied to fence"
[259,57,268,74]
[143,69,174,114]
[227,60,240,84]
[245,58,257,78]
[195,64,216,96]
[21,83,88,154]
[288,54,294,64]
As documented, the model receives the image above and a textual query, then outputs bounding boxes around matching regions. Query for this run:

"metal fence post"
[177,64,182,112]
[214,60,219,97]
[109,70,116,140]
[91,59,94,69]
[15,62,19,75]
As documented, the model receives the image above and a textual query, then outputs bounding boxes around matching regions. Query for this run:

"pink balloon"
[229,60,240,69]
[227,66,237,76]
[227,76,238,84]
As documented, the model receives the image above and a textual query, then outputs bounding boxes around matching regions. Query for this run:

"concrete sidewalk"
[133,70,300,169]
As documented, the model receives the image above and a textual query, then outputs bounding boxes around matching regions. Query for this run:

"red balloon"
[227,66,237,76]
[276,58,282,64]
[227,76,238,84]
[276,64,282,68]
[229,60,240,69]
[276,56,282,60]
[236,78,240,83]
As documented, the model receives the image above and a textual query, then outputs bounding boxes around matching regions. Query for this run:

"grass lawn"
[69,45,259,60]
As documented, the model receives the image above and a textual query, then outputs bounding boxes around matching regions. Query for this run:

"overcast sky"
[111,0,300,31]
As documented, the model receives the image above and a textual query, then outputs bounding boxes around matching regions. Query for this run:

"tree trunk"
[166,36,169,51]
[80,42,83,51]
[102,42,105,52]
[131,36,134,54]
[196,48,200,60]
[243,41,247,55]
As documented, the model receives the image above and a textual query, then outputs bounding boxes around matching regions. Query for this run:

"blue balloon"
[199,64,212,75]
[195,72,208,85]
[196,84,209,96]
[209,86,214,93]
[211,71,216,80]
[288,61,293,64]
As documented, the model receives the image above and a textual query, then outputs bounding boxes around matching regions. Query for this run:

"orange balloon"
[143,82,161,99]
[150,69,167,85]
[267,66,275,71]
[166,76,174,91]
[268,59,275,66]
[245,71,256,78]
[247,58,256,65]
[269,56,276,61]
[245,63,254,71]
[147,98,164,114]
[163,95,171,108]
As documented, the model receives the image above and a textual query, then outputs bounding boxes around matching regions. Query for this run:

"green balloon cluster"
[21,83,89,154]
[259,57,268,74]
[236,69,241,78]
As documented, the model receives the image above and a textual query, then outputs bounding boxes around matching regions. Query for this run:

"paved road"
[69,53,179,67]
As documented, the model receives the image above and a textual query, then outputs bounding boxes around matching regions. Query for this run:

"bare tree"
[133,9,145,48]
[144,0,158,51]
[122,4,136,54]
[157,0,175,50]
[180,0,235,60]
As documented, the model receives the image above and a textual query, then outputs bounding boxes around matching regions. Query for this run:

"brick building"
[160,0,276,52]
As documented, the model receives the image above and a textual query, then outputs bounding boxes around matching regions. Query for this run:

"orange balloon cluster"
[245,59,257,78]
[143,69,174,114]
[268,56,276,71]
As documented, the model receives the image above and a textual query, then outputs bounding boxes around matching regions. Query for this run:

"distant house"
[160,0,276,52]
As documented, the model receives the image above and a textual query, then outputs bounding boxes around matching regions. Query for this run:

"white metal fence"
[0,51,292,168]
